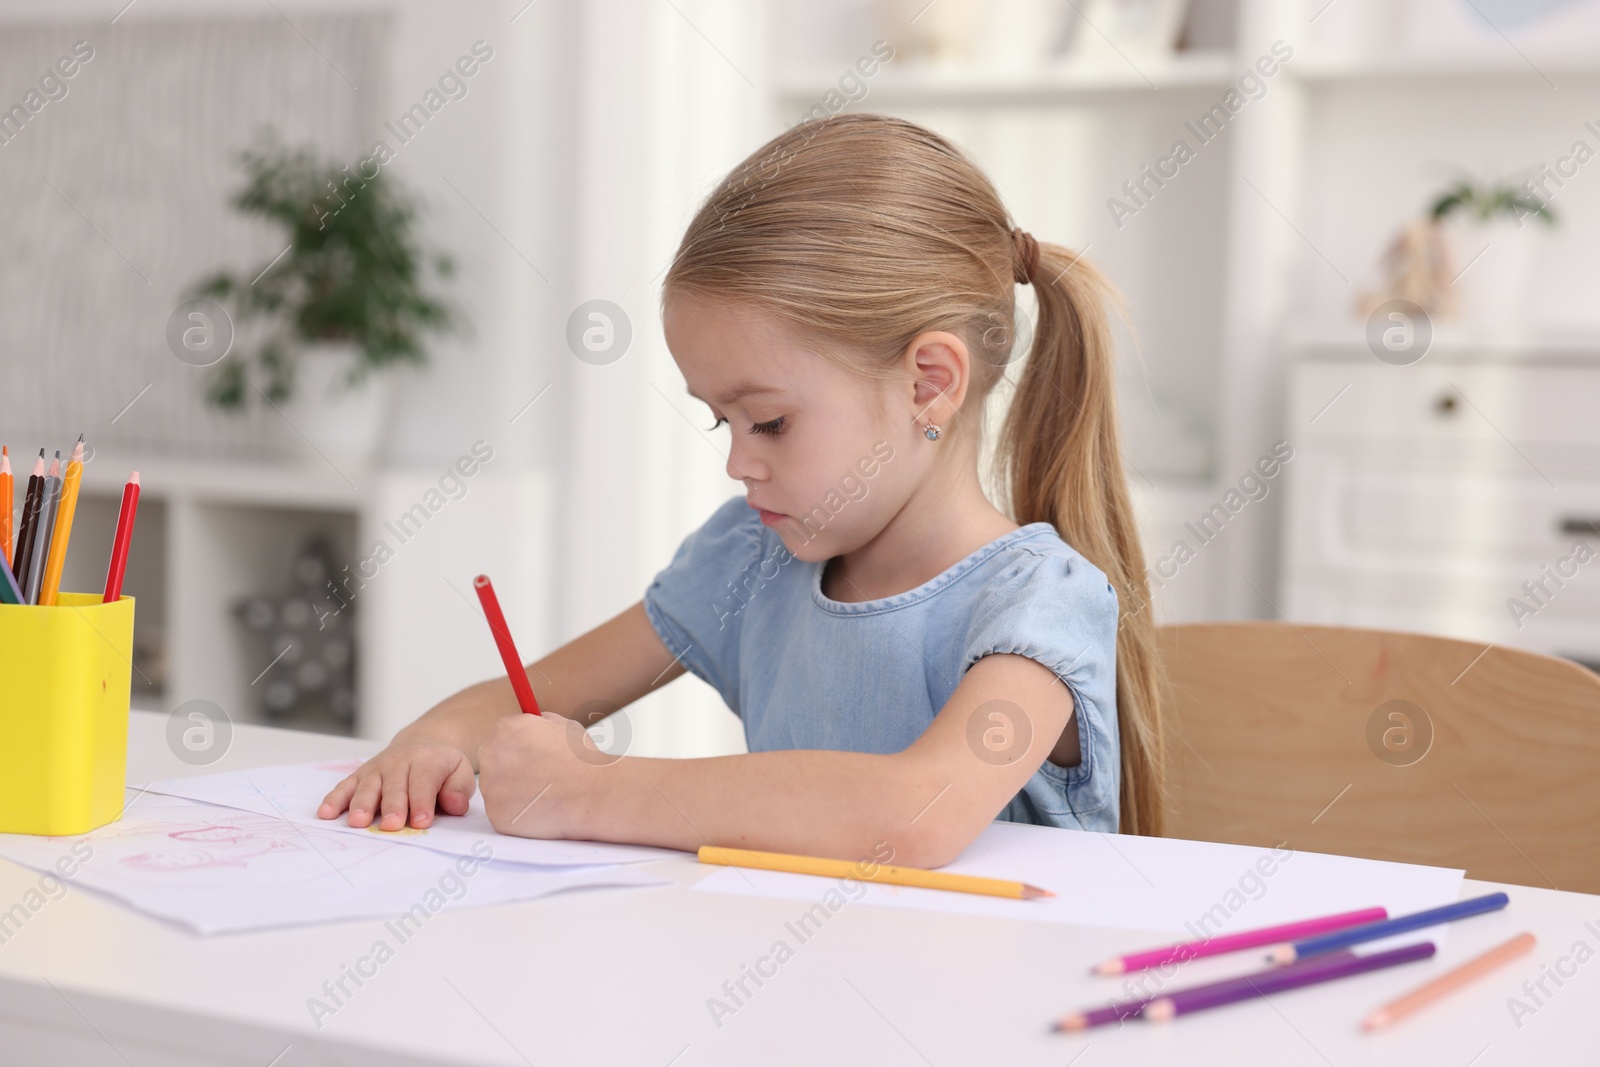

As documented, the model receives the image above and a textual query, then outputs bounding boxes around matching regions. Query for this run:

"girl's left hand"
[477,713,599,839]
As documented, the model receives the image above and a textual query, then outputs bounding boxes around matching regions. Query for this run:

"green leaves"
[190,133,463,409]
[1427,177,1558,228]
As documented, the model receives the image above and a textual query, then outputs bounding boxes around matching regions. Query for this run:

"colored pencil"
[1363,932,1535,1030]
[1056,951,1358,1031]
[1091,906,1388,975]
[696,844,1054,900]
[102,471,140,603]
[25,452,62,604]
[472,573,542,715]
[0,546,23,604]
[1146,942,1438,1021]
[1267,892,1510,964]
[38,435,85,607]
[11,451,45,594]
[0,445,12,568]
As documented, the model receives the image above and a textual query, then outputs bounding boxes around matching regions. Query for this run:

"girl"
[318,114,1164,867]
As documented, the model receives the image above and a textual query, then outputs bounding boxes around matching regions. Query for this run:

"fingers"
[377,763,412,832]
[317,774,359,819]
[407,758,442,828]
[403,751,478,827]
[437,754,477,818]
[346,768,385,828]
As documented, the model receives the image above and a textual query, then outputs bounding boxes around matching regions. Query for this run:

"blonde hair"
[663,113,1166,836]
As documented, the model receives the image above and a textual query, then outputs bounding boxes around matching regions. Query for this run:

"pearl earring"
[923,423,942,441]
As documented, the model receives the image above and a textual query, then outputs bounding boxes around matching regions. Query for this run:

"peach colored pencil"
[1362,933,1535,1030]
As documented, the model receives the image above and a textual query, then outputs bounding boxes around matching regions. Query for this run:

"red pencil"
[103,471,141,603]
[472,573,541,715]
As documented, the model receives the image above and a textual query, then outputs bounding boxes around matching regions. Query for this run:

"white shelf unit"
[1271,11,1600,654]
[60,452,551,743]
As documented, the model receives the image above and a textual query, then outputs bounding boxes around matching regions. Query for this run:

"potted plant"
[189,134,462,465]
[1428,175,1557,336]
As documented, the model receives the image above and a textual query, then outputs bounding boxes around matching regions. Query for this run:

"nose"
[725,437,766,485]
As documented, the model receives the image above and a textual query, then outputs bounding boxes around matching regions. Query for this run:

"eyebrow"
[686,383,788,405]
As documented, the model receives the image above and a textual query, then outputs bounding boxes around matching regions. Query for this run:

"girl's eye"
[750,416,786,436]
[707,416,727,431]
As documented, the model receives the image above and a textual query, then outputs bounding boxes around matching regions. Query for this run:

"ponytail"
[997,244,1167,837]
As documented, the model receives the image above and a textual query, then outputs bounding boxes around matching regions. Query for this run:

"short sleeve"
[642,495,766,714]
[961,546,1121,817]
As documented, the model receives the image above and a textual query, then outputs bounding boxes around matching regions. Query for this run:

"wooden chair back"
[1158,622,1600,893]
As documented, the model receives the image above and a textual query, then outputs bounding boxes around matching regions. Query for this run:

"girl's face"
[663,293,917,563]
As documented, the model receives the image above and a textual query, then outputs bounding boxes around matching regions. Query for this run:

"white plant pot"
[279,342,395,468]
[1305,0,1403,62]
[1446,216,1536,339]
[974,0,1071,69]
[878,0,983,66]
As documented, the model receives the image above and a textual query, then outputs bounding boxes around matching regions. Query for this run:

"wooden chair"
[1158,622,1600,894]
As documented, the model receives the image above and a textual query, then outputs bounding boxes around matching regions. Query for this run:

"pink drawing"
[110,814,365,873]
[312,759,364,774]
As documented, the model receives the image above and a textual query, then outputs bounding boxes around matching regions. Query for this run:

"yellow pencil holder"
[0,593,135,836]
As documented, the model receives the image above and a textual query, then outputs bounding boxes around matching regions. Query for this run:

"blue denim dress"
[643,495,1121,831]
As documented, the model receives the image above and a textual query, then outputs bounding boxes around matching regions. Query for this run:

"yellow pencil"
[696,845,1053,900]
[38,435,85,607]
[1362,932,1536,1030]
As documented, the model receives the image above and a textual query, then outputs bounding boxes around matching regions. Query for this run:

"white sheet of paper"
[140,760,683,868]
[0,791,666,935]
[693,820,1465,943]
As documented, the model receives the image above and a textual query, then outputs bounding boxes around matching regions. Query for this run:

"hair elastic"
[1012,227,1039,286]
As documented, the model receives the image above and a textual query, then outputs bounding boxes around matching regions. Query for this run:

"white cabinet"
[1281,355,1600,669]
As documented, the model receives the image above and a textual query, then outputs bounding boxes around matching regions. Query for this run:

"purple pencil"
[1145,942,1437,1021]
[1054,951,1357,1031]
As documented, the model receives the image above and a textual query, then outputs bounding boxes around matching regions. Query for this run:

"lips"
[748,500,787,526]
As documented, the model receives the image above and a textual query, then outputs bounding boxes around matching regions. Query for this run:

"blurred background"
[2,0,1596,755]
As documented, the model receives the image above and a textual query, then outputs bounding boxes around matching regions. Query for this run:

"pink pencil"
[1091,906,1389,975]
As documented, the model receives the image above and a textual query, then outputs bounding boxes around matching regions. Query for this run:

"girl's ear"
[903,331,972,418]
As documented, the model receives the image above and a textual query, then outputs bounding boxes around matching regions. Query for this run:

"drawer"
[1284,454,1600,571]
[1290,362,1600,448]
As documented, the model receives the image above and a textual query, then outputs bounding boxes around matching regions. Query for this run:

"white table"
[0,712,1593,1065]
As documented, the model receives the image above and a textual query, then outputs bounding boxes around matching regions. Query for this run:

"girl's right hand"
[316,741,477,831]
